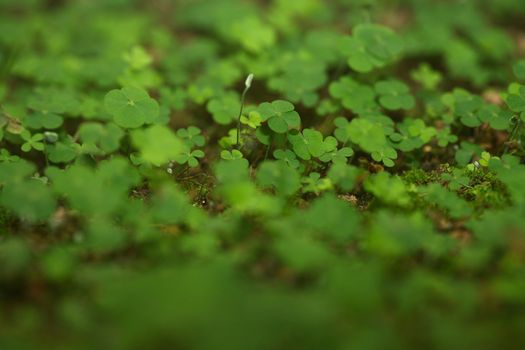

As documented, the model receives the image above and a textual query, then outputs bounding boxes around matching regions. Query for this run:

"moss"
[401,165,447,186]
[460,170,511,211]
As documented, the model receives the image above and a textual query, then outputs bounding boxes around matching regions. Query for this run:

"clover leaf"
[411,63,443,90]
[206,92,240,125]
[219,150,249,171]
[436,127,458,147]
[268,56,327,107]
[327,163,361,191]
[220,149,243,161]
[455,141,482,166]
[0,179,56,222]
[240,111,262,129]
[174,148,205,168]
[478,104,513,130]
[441,168,469,191]
[513,60,525,81]
[25,87,78,129]
[390,119,436,152]
[287,129,326,160]
[104,86,159,128]
[256,160,300,197]
[301,172,333,194]
[177,126,205,148]
[130,125,183,165]
[319,146,354,163]
[20,130,44,152]
[443,89,484,127]
[371,146,398,167]
[346,118,388,154]
[78,122,124,154]
[375,80,415,110]
[258,100,301,134]
[329,77,377,114]
[228,17,276,54]
[364,172,410,207]
[273,149,300,169]
[0,149,20,163]
[47,139,81,164]
[341,24,403,73]
[123,46,153,70]
[506,85,525,113]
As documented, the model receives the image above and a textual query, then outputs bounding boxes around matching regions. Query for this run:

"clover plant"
[1,2,525,350]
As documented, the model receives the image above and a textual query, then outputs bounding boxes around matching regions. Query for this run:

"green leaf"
[342,24,403,73]
[258,100,301,133]
[346,118,387,154]
[256,160,300,196]
[375,80,415,110]
[206,92,240,125]
[513,60,525,81]
[104,86,159,129]
[131,125,183,165]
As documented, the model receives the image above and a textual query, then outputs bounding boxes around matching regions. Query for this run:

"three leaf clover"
[346,118,388,154]
[506,85,525,116]
[436,127,458,147]
[341,24,403,73]
[130,125,183,165]
[375,80,415,110]
[411,64,442,90]
[319,147,354,163]
[287,129,326,160]
[256,160,301,197]
[175,149,205,168]
[273,149,300,169]
[240,111,262,129]
[177,126,205,148]
[258,100,301,134]
[329,77,377,114]
[371,146,397,167]
[206,92,240,125]
[104,86,159,128]
[220,149,244,161]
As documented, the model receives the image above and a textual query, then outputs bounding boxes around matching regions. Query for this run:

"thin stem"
[502,118,522,155]
[236,74,254,149]
[264,143,271,161]
[236,87,248,149]
[43,142,49,168]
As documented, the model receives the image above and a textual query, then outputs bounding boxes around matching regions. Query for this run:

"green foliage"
[104,86,159,128]
[131,125,183,165]
[1,1,525,349]
[375,80,415,110]
[342,23,403,73]
[258,100,301,133]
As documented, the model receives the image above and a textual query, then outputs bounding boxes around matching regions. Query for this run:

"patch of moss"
[460,170,511,211]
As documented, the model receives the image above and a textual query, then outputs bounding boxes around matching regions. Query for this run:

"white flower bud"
[245,73,254,89]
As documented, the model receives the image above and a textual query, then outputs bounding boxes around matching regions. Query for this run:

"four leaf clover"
[21,130,45,152]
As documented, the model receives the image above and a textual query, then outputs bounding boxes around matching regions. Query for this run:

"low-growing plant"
[1,1,525,349]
